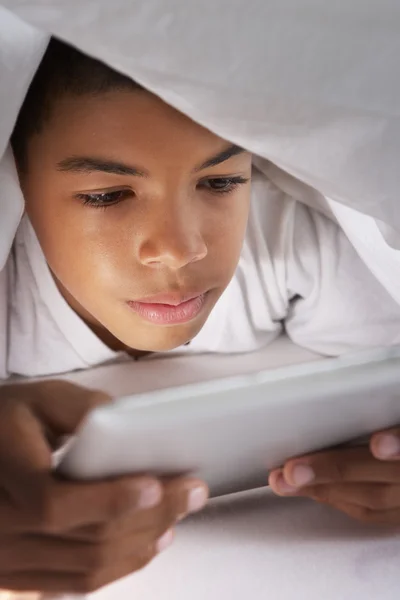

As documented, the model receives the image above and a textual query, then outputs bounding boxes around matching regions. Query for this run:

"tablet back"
[60,346,400,496]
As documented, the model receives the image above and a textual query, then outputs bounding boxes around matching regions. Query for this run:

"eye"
[199,176,249,194]
[75,188,133,208]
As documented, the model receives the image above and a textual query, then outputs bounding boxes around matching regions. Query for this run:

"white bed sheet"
[60,335,322,397]
[85,489,400,600]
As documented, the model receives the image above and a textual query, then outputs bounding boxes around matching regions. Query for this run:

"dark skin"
[21,90,252,354]
[1,88,251,593]
[0,381,208,594]
[3,85,400,596]
[269,432,400,526]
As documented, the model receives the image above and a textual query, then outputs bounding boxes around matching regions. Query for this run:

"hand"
[0,381,208,594]
[269,427,400,525]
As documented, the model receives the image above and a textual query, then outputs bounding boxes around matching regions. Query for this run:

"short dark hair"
[11,37,143,168]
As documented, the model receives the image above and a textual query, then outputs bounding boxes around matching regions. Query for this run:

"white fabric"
[91,488,400,600]
[1,0,400,227]
[1,1,400,312]
[0,12,46,268]
[5,169,400,379]
[257,161,400,310]
[83,489,400,600]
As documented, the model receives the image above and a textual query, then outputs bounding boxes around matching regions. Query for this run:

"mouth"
[126,291,210,325]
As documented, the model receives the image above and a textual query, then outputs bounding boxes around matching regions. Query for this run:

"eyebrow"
[56,156,148,177]
[195,144,245,171]
[56,144,245,177]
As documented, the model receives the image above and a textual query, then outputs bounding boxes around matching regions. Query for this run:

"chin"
[143,338,190,353]
[119,320,206,353]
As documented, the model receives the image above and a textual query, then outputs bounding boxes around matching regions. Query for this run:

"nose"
[138,206,208,270]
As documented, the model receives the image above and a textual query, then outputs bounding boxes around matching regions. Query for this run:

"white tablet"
[59,346,400,497]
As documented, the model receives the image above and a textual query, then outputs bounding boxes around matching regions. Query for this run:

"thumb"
[27,380,111,436]
[370,427,400,461]
[0,396,53,506]
[0,381,110,507]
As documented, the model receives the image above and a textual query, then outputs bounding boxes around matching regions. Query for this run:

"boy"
[1,38,400,594]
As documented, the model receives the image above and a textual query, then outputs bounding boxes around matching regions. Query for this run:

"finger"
[0,476,162,534]
[0,524,172,573]
[162,477,209,520]
[0,381,110,439]
[371,428,400,461]
[0,399,52,507]
[299,483,400,511]
[269,470,400,525]
[312,498,400,526]
[80,542,166,594]
[269,470,298,495]
[0,550,154,595]
[0,383,110,508]
[39,476,164,533]
[28,381,111,436]
[65,477,208,542]
[0,531,173,594]
[278,447,400,488]
[65,501,176,543]
[126,476,208,535]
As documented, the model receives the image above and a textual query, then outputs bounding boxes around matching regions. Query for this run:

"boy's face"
[19,90,252,352]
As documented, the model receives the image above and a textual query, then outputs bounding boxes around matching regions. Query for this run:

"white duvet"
[2,0,400,378]
[1,1,400,277]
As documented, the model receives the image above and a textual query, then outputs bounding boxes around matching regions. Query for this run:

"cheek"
[210,191,250,257]
[28,205,128,299]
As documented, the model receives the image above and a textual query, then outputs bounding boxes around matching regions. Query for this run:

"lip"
[127,291,209,325]
[133,291,206,306]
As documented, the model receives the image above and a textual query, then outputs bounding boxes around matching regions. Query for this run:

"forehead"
[35,90,229,168]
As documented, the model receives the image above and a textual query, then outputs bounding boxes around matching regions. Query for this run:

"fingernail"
[156,528,174,552]
[275,474,298,494]
[291,464,315,487]
[187,486,208,513]
[138,480,162,509]
[375,434,400,459]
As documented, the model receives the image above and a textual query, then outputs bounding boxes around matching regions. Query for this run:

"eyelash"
[75,176,249,209]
